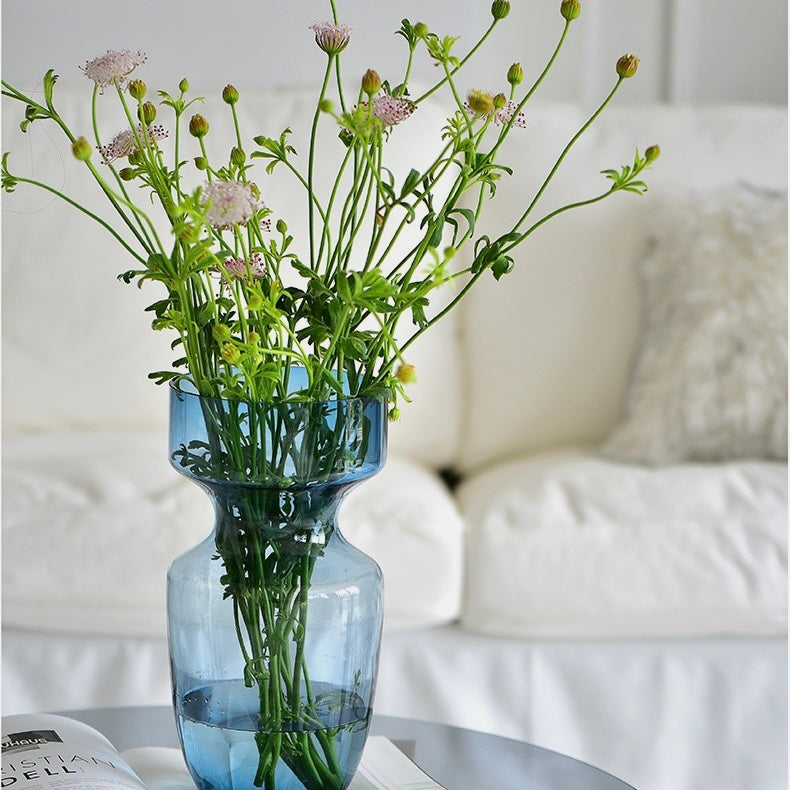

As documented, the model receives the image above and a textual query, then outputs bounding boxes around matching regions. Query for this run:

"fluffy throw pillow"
[602,183,787,463]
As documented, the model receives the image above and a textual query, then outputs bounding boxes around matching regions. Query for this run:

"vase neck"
[209,482,350,548]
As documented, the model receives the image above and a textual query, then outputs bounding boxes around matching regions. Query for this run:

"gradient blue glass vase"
[166,383,386,790]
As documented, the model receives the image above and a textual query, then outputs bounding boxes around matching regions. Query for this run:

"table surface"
[65,706,636,790]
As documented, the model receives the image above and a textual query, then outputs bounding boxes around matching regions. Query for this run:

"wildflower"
[98,124,168,163]
[202,180,260,229]
[493,100,526,128]
[369,95,416,127]
[310,22,352,55]
[220,252,267,281]
[616,54,639,78]
[645,144,661,162]
[81,49,147,92]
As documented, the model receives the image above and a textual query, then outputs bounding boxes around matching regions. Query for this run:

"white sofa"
[2,87,787,790]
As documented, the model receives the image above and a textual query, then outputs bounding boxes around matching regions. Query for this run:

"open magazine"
[2,714,445,790]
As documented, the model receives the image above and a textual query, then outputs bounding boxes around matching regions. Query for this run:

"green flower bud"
[194,156,208,171]
[247,331,260,344]
[275,219,288,234]
[616,53,639,78]
[128,79,147,100]
[414,22,429,39]
[220,342,240,365]
[467,89,494,116]
[177,223,200,243]
[138,101,157,125]
[493,93,507,110]
[645,144,661,163]
[189,114,209,138]
[230,146,246,167]
[212,324,232,343]
[222,84,239,105]
[507,62,524,86]
[178,78,190,93]
[71,137,92,161]
[388,406,401,421]
[443,245,457,260]
[362,68,382,96]
[127,150,143,166]
[491,0,511,20]
[560,0,581,21]
[247,293,264,311]
[119,167,136,181]
[318,99,334,113]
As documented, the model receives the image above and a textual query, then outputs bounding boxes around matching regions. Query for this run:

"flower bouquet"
[2,1,657,789]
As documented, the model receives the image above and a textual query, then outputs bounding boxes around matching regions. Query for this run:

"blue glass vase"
[166,384,386,790]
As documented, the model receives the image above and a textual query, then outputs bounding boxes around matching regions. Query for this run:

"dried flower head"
[98,124,168,163]
[202,180,260,229]
[466,90,494,116]
[81,49,147,92]
[310,22,352,55]
[395,363,416,384]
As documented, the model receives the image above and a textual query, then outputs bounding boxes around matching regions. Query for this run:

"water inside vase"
[176,680,370,790]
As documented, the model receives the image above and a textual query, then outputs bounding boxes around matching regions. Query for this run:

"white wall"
[2,0,787,104]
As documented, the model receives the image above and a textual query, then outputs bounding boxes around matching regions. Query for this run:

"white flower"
[309,22,352,54]
[98,124,168,163]
[493,100,526,128]
[222,253,267,280]
[81,49,147,92]
[370,95,416,127]
[202,180,260,229]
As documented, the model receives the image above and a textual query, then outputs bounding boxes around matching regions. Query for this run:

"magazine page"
[2,714,145,790]
[122,737,445,790]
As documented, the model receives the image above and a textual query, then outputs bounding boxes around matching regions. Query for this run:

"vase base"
[177,681,370,790]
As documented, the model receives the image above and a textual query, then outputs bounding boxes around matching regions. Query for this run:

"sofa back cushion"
[1,87,463,468]
[454,103,788,474]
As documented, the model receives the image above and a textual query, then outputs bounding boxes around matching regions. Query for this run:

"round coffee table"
[66,706,636,790]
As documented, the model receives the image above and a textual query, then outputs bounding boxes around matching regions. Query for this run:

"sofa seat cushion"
[2,430,463,637]
[456,449,787,638]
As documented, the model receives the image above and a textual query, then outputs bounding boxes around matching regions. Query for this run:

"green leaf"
[400,168,422,199]
[42,69,58,109]
[491,254,514,280]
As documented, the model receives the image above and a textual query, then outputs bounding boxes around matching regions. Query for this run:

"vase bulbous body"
[166,384,386,790]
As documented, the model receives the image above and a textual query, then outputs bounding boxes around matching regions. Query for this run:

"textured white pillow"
[603,184,788,463]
